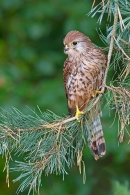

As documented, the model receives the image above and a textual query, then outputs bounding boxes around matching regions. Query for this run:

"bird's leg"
[91,90,102,97]
[75,105,83,122]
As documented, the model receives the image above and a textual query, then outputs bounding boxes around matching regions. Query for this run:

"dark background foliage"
[0,0,130,194]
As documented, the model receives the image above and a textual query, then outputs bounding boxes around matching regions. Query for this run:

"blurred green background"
[0,0,130,194]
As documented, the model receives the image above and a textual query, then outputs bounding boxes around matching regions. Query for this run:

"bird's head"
[63,30,92,57]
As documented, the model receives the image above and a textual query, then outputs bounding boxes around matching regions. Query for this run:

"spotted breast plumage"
[63,30,107,160]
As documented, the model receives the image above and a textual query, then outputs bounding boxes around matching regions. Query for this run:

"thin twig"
[91,0,104,10]
[91,0,96,9]
[117,6,125,31]
[102,0,105,9]
[102,0,119,89]
[1,116,77,134]
[121,62,130,81]
[119,38,130,46]
[113,37,130,60]
[106,85,130,98]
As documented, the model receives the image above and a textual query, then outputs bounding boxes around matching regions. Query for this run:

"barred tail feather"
[86,114,106,160]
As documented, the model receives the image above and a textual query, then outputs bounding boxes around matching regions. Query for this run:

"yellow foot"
[75,105,83,122]
[92,90,102,97]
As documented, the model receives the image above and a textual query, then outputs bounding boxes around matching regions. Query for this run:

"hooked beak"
[64,45,69,52]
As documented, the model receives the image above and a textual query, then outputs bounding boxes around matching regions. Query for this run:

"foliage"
[112,181,130,195]
[0,107,86,194]
[89,0,130,142]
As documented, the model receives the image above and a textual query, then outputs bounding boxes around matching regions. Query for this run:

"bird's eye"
[72,41,77,45]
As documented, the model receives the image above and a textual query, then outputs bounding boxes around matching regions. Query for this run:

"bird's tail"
[86,113,106,160]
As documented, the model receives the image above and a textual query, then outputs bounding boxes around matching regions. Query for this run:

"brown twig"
[102,0,119,89]
[119,38,130,46]
[0,116,76,136]
[113,37,130,60]
[91,0,104,10]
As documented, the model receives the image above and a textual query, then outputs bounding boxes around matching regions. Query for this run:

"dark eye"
[72,41,77,45]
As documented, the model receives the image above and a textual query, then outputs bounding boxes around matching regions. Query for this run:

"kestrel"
[63,30,107,160]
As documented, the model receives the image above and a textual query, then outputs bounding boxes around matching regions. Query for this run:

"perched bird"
[63,30,107,160]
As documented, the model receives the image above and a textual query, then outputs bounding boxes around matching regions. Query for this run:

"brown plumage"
[63,30,107,160]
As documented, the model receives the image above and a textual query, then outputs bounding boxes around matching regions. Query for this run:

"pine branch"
[89,0,130,140]
[0,107,87,194]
